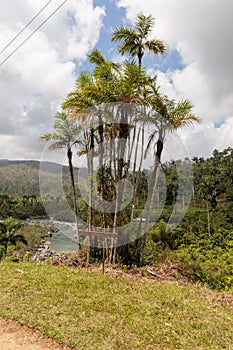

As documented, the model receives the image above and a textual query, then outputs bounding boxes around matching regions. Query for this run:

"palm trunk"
[98,115,108,262]
[140,130,164,266]
[67,147,79,248]
[130,124,145,221]
[87,127,95,264]
[112,105,129,264]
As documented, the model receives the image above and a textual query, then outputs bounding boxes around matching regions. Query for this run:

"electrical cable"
[0,0,55,55]
[0,0,68,67]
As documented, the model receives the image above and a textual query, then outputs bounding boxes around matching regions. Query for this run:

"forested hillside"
[0,160,73,195]
[0,160,79,219]
[0,148,233,226]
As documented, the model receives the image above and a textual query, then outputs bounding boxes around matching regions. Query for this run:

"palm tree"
[139,88,200,265]
[40,112,82,245]
[0,218,27,258]
[112,13,166,67]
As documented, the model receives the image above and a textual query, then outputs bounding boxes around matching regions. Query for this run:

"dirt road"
[0,318,73,350]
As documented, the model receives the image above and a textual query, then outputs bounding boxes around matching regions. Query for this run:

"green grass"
[0,262,232,350]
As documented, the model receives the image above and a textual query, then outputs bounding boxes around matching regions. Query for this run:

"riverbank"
[24,218,78,260]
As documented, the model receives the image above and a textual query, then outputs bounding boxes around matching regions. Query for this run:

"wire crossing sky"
[0,0,55,55]
[0,0,232,161]
[0,0,68,66]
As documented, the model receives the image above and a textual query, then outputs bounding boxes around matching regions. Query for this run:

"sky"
[0,0,233,162]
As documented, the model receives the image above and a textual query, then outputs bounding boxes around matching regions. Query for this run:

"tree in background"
[0,218,27,258]
[40,112,82,245]
[139,87,200,265]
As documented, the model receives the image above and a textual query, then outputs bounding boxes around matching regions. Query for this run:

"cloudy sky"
[0,0,232,162]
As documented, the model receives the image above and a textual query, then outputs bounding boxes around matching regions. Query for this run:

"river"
[47,220,79,253]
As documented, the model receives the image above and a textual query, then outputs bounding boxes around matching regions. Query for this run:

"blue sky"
[0,0,232,161]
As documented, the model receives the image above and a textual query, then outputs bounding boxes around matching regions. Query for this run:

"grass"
[0,262,232,350]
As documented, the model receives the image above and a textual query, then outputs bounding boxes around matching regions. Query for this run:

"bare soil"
[0,318,74,350]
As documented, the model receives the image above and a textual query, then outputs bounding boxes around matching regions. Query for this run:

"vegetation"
[0,160,82,220]
[0,262,232,350]
[59,12,199,266]
[0,218,27,258]
[0,218,50,261]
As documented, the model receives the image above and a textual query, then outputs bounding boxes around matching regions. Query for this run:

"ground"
[0,318,73,350]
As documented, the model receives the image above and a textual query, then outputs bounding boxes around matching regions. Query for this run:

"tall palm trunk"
[140,130,164,266]
[67,147,79,247]
[87,127,95,263]
[138,44,143,68]
[130,124,145,221]
[97,115,107,260]
[113,105,129,264]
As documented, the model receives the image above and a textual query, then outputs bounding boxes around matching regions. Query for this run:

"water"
[49,221,79,253]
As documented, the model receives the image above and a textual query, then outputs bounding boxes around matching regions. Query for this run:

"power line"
[0,0,68,67]
[0,0,55,55]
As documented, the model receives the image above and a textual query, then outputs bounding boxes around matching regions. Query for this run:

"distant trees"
[0,217,27,258]
[0,193,46,219]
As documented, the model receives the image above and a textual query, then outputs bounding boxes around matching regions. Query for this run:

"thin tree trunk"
[4,241,8,259]
[67,147,79,249]
[206,200,211,236]
[130,125,145,221]
[140,130,164,266]
[112,105,129,264]
[86,127,95,264]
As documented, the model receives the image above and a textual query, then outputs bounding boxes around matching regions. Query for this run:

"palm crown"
[112,13,166,66]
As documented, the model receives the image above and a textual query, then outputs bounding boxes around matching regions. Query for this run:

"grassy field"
[0,262,232,350]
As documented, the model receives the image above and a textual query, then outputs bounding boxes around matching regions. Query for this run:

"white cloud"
[1,0,232,162]
[116,0,233,157]
[0,0,105,160]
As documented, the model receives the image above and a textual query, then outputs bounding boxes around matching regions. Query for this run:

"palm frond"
[136,13,155,36]
[170,113,201,129]
[88,48,105,66]
[118,40,138,57]
[76,71,93,89]
[112,27,137,42]
[145,39,166,55]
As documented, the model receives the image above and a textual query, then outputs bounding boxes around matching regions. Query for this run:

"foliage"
[112,13,166,66]
[0,218,27,258]
[16,224,48,255]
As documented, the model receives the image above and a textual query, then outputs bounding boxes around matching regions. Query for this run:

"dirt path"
[0,318,74,350]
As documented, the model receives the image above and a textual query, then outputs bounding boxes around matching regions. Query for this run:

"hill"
[0,159,85,220]
[0,160,74,196]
